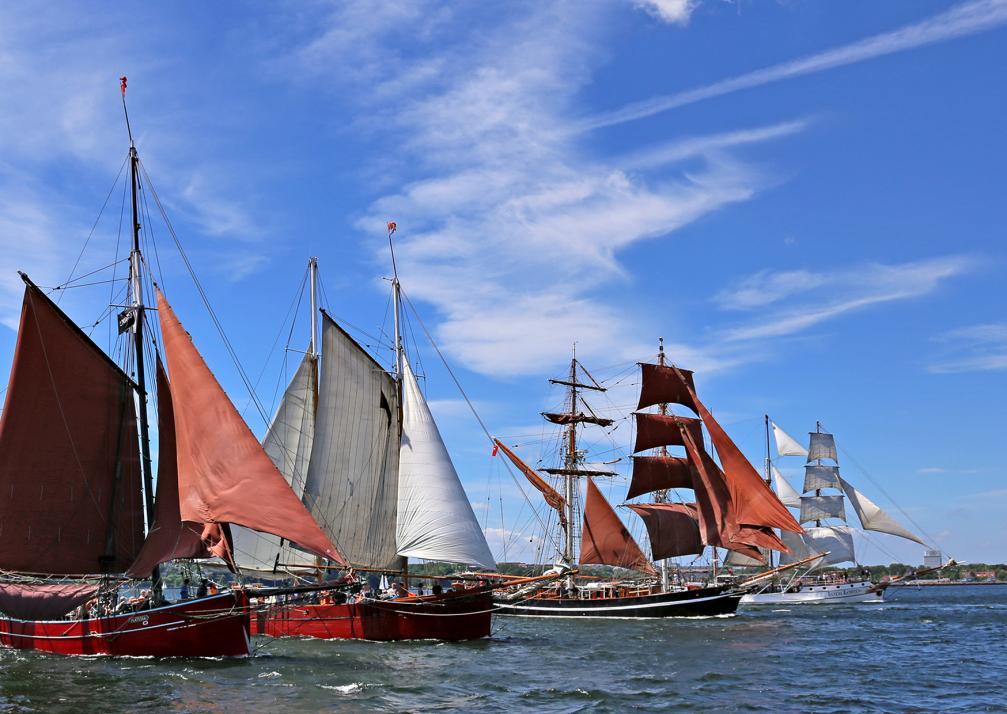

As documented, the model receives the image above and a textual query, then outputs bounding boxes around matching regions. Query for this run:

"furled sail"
[579,479,656,574]
[801,525,856,565]
[662,365,803,534]
[838,476,926,546]
[627,455,695,499]
[494,439,567,528]
[396,357,496,569]
[771,421,808,458]
[807,432,838,462]
[126,361,211,577]
[803,465,842,492]
[800,495,847,523]
[542,412,614,427]
[626,503,704,560]
[637,362,697,412]
[231,350,319,573]
[633,412,703,454]
[772,465,803,508]
[0,282,144,575]
[0,582,100,621]
[156,289,343,566]
[303,316,403,571]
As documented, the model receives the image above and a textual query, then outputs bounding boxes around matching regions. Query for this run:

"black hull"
[495,585,741,618]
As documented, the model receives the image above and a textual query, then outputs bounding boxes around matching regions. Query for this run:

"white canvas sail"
[807,432,838,462]
[838,475,927,546]
[778,529,815,564]
[231,350,318,573]
[803,465,842,492]
[772,465,803,508]
[771,421,809,458]
[302,316,403,571]
[802,525,856,565]
[724,549,766,567]
[799,495,847,523]
[396,357,496,569]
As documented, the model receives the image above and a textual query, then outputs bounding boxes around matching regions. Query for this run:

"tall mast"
[764,414,774,569]
[122,77,160,596]
[308,257,319,358]
[815,420,822,528]
[655,338,670,590]
[563,346,577,587]
[388,224,403,380]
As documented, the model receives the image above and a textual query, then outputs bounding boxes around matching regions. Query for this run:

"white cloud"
[716,256,975,342]
[928,323,1007,373]
[582,0,1007,131]
[632,0,697,26]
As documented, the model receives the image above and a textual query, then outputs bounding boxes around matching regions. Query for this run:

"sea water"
[1,585,1003,712]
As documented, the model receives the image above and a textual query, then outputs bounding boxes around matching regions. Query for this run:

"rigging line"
[45,278,128,291]
[137,171,167,295]
[57,154,130,306]
[137,159,270,427]
[49,259,131,290]
[400,289,554,539]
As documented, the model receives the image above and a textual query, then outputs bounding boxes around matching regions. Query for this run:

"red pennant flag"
[387,221,397,234]
[491,444,499,457]
[120,76,127,96]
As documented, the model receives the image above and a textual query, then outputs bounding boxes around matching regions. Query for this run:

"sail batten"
[396,358,495,569]
[838,476,926,545]
[156,289,343,566]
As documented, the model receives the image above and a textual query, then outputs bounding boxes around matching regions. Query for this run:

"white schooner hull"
[741,579,885,605]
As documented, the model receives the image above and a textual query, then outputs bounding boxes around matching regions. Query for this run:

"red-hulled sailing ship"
[0,80,342,656]
[494,341,804,617]
[233,243,498,641]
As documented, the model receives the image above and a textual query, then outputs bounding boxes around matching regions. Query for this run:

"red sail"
[626,503,704,560]
[671,367,802,535]
[0,283,144,575]
[156,289,344,566]
[579,479,656,575]
[633,413,703,454]
[493,439,567,528]
[126,361,214,577]
[637,363,698,412]
[627,455,695,499]
[0,582,99,621]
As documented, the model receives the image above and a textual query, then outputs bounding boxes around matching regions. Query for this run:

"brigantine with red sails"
[0,80,341,657]
[494,341,805,617]
[232,244,505,641]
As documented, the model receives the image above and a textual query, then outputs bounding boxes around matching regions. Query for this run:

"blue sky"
[0,0,1004,565]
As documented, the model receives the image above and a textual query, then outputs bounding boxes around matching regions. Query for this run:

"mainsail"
[157,289,343,566]
[230,350,319,573]
[303,315,403,571]
[0,282,145,575]
[396,358,496,569]
[580,479,657,575]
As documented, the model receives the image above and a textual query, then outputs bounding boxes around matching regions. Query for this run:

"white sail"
[772,465,803,508]
[725,549,766,567]
[778,529,815,564]
[771,421,808,458]
[838,475,927,546]
[802,525,856,565]
[803,465,841,492]
[302,315,403,570]
[800,495,846,523]
[396,357,496,569]
[231,350,318,573]
[807,432,838,463]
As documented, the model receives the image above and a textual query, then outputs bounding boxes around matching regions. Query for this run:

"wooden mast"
[122,78,160,598]
[308,257,325,582]
[764,414,774,569]
[654,338,670,591]
[388,223,408,588]
[563,347,578,588]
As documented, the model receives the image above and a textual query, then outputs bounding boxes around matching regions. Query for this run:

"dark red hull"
[0,592,251,657]
[251,590,492,641]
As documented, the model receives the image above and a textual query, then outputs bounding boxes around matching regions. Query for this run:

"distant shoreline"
[889,581,1007,587]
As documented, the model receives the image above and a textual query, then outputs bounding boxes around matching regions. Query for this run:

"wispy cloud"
[581,0,1007,131]
[716,256,975,342]
[631,0,697,26]
[928,323,1007,373]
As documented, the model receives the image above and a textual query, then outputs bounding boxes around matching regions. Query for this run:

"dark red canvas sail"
[579,479,656,575]
[637,363,697,412]
[494,439,567,528]
[156,289,344,566]
[667,365,802,534]
[0,282,144,575]
[633,413,703,454]
[626,503,704,560]
[627,456,695,499]
[0,582,99,621]
[126,361,213,577]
